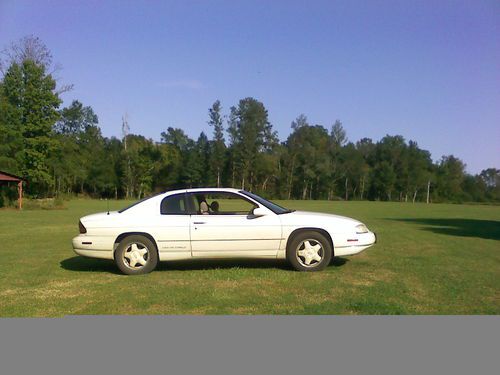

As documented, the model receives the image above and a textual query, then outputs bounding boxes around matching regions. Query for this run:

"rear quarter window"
[160,194,187,215]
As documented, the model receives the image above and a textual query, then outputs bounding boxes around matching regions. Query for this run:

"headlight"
[355,224,369,234]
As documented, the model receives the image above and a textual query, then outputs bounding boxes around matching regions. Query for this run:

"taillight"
[79,220,87,234]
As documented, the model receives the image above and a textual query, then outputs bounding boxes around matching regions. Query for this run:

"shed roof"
[0,170,24,182]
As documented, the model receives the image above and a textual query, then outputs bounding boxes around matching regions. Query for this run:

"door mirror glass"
[252,207,268,217]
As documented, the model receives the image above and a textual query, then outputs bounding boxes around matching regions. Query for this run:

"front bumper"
[334,231,376,257]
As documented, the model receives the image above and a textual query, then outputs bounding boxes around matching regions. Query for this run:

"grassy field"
[0,199,498,316]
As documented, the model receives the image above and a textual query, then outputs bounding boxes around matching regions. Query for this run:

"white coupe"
[72,188,376,275]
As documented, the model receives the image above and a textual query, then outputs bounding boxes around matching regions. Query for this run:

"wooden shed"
[0,170,25,209]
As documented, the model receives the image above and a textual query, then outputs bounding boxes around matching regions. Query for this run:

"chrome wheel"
[123,242,149,270]
[296,239,324,268]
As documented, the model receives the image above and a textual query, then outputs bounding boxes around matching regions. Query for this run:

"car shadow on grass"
[157,256,348,272]
[60,256,348,273]
[389,218,500,241]
[60,256,121,274]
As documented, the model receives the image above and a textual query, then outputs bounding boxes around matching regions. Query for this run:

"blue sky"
[1,0,499,173]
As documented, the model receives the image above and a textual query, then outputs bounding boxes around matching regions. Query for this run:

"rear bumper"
[73,248,114,260]
[72,235,114,260]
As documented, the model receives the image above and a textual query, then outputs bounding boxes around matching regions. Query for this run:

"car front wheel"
[286,231,332,272]
[114,235,158,275]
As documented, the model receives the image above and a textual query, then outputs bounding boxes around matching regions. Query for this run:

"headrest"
[200,201,209,213]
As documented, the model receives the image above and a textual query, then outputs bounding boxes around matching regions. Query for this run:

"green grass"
[0,199,499,316]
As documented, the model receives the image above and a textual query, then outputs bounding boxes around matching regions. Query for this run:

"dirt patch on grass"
[35,280,92,300]
[336,267,396,288]
[0,279,94,302]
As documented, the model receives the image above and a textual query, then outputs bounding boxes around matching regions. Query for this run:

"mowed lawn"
[0,199,498,316]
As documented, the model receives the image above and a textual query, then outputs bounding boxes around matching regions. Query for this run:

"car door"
[187,192,282,257]
[153,192,191,260]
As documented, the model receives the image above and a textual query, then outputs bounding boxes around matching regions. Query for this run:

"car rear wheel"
[114,235,158,275]
[286,231,332,272]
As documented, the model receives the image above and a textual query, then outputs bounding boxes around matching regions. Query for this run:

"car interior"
[160,192,258,215]
[193,193,256,215]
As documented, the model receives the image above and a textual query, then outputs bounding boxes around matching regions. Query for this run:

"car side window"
[191,192,257,215]
[160,194,187,215]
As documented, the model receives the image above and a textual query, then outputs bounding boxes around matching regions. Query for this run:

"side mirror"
[252,207,268,217]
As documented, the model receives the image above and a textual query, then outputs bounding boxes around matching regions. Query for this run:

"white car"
[72,188,376,275]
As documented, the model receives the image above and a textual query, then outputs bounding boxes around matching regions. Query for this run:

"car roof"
[165,187,242,195]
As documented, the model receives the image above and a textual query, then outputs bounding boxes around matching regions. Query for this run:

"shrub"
[22,198,66,210]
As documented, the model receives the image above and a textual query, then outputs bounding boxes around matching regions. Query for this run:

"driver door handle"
[193,221,206,224]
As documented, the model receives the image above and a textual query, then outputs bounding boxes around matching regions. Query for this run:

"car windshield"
[239,190,294,215]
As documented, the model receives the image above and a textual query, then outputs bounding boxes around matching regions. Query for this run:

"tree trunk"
[231,163,235,188]
[216,168,220,188]
[287,157,295,200]
[262,176,270,192]
[360,176,365,200]
[345,177,348,201]
[426,180,431,204]
[316,176,320,199]
[412,189,418,203]
[302,180,308,200]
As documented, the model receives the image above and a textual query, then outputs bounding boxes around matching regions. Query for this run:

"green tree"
[374,135,408,201]
[436,155,466,202]
[369,161,396,201]
[153,142,182,190]
[406,141,433,202]
[338,143,367,200]
[180,132,210,188]
[480,168,500,201]
[2,60,61,194]
[208,100,226,187]
[285,121,330,199]
[355,138,375,200]
[122,135,158,198]
[54,100,98,135]
[51,100,101,194]
[161,127,190,151]
[0,80,23,173]
[103,137,125,198]
[327,120,348,199]
[227,97,277,190]
[330,119,347,147]
[284,114,308,199]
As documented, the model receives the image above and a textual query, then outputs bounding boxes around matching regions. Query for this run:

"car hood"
[280,210,362,231]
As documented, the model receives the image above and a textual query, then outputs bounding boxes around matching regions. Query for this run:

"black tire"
[286,231,332,272]
[114,235,158,275]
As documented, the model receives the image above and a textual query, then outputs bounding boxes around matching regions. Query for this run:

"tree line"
[1,36,499,205]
